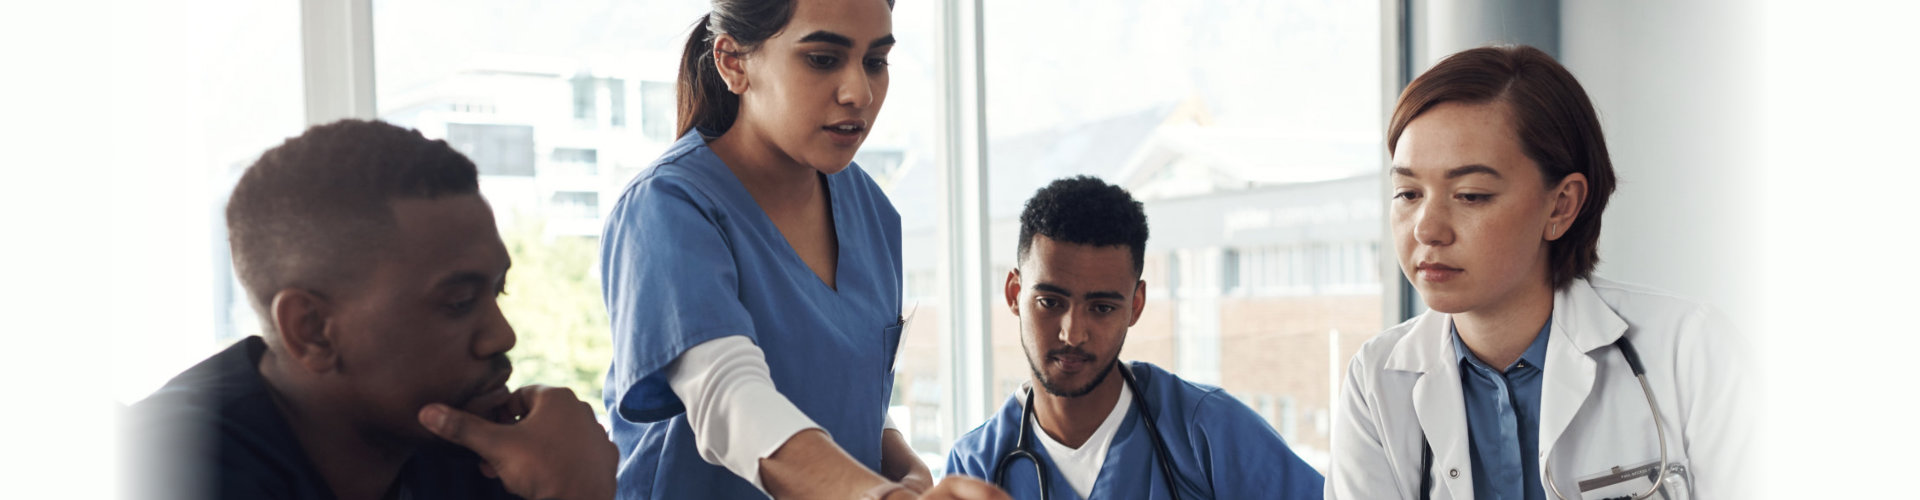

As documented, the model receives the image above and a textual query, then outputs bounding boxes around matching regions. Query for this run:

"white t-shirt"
[1031,381,1134,499]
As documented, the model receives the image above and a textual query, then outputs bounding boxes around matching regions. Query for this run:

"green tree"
[498,219,614,416]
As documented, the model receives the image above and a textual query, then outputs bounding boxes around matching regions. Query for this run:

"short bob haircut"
[1388,44,1616,290]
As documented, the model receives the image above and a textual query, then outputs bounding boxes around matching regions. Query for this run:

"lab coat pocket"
[1568,459,1692,500]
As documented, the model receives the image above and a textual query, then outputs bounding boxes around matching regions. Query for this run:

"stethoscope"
[1419,337,1674,500]
[991,365,1183,500]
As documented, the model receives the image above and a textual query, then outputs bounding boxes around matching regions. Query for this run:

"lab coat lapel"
[1537,279,1628,470]
[1386,311,1476,500]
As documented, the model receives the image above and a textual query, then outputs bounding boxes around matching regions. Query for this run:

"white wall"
[1566,1,1920,496]
[7,1,306,495]
[1560,0,1763,323]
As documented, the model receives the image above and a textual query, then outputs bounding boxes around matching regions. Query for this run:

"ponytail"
[674,0,891,137]
[676,14,738,137]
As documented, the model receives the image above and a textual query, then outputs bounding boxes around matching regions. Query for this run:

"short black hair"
[1016,176,1150,277]
[225,119,480,329]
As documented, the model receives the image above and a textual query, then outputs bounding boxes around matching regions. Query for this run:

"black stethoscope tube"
[1418,337,1665,500]
[992,365,1184,500]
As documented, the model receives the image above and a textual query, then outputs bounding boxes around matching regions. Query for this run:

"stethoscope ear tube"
[1545,337,1670,500]
[1118,368,1184,500]
[1614,336,1648,376]
[993,386,1053,499]
[991,366,1183,500]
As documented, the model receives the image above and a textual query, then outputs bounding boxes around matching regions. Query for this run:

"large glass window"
[108,0,307,405]
[118,0,1403,478]
[375,0,717,416]
[983,0,1385,469]
[373,4,953,472]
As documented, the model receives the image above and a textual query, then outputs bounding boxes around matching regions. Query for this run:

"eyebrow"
[433,271,496,292]
[1390,164,1503,179]
[797,30,896,49]
[432,261,511,292]
[1033,282,1126,301]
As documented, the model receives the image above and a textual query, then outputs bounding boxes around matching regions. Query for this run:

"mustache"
[451,354,513,407]
[1046,345,1095,361]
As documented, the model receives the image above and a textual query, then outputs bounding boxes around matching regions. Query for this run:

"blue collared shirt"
[1452,319,1551,500]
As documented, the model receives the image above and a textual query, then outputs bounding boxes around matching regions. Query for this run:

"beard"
[1024,341,1120,398]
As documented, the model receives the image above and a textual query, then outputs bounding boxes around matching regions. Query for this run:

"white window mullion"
[300,0,375,125]
[937,0,994,439]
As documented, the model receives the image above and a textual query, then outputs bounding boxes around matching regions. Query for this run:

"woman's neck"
[1452,278,1555,371]
[709,123,819,210]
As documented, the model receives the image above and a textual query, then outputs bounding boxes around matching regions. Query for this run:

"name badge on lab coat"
[1570,460,1692,500]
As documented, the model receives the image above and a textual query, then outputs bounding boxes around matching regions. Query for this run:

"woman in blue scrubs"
[599,1,1006,499]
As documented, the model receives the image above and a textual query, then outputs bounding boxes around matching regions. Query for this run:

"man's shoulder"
[125,337,334,500]
[1129,362,1268,427]
[129,337,271,424]
[946,394,1025,475]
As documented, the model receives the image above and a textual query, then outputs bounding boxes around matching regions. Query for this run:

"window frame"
[302,0,1413,454]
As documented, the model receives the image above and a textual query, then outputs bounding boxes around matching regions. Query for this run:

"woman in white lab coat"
[1325,45,1755,499]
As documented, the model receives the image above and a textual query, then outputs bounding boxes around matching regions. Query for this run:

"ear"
[713,34,750,95]
[1004,269,1023,316]
[1546,172,1589,241]
[270,288,340,374]
[1127,280,1148,327]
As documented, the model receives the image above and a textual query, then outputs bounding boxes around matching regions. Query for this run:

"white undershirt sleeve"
[666,335,822,493]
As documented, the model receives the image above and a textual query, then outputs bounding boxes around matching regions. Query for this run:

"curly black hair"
[1016,175,1149,277]
[225,119,480,328]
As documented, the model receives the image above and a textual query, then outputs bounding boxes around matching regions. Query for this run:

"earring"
[1549,224,1559,238]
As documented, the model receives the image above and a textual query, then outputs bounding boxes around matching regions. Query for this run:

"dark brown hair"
[226,119,479,326]
[1388,45,1615,290]
[676,0,894,137]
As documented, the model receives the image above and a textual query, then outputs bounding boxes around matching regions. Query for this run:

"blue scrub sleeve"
[944,448,977,479]
[1192,391,1326,499]
[601,173,758,424]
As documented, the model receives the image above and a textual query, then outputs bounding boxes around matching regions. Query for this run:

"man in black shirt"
[127,119,615,500]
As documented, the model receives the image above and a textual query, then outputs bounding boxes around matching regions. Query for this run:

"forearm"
[880,428,929,483]
[761,429,900,500]
[669,337,826,492]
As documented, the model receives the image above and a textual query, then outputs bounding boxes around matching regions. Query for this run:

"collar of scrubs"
[1450,319,1551,373]
[1030,379,1134,498]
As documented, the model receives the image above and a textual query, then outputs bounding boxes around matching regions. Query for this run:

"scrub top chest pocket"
[883,316,905,379]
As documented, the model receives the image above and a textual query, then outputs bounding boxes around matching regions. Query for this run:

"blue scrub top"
[600,130,904,499]
[945,362,1325,500]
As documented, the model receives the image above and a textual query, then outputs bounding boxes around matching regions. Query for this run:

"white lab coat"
[1327,277,1755,499]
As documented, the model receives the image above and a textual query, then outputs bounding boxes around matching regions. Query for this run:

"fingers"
[520,385,595,425]
[503,384,541,421]
[900,473,934,494]
[418,403,506,453]
[922,476,1012,500]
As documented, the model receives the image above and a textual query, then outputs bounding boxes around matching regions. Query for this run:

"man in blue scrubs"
[945,176,1324,500]
[126,120,616,500]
